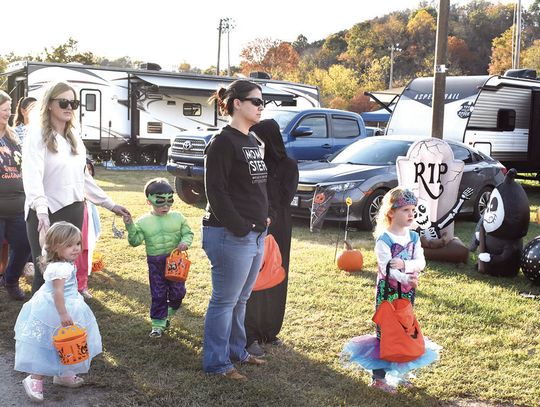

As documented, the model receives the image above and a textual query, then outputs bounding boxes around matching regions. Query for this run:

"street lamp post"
[388,43,401,89]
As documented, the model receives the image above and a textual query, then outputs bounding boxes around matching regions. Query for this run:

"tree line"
[2,0,539,112]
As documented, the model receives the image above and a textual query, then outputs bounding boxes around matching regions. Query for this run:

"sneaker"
[5,282,25,301]
[53,375,84,388]
[22,375,43,402]
[149,327,163,338]
[218,368,247,381]
[79,289,93,299]
[246,340,265,357]
[370,379,397,394]
[240,355,267,366]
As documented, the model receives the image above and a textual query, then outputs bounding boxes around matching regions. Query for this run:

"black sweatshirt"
[203,125,268,236]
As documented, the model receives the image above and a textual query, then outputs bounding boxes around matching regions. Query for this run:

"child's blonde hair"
[39,221,82,272]
[373,187,417,238]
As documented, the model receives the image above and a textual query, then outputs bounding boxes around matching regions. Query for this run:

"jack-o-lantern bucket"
[165,250,191,282]
[91,251,104,273]
[52,324,89,365]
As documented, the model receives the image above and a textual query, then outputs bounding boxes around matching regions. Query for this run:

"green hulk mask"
[147,192,174,207]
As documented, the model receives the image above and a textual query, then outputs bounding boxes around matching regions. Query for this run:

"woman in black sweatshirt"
[202,80,268,380]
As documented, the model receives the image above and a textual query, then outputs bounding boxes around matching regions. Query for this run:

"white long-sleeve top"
[375,229,425,285]
[22,126,115,217]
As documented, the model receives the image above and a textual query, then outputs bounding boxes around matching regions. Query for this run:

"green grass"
[1,168,540,406]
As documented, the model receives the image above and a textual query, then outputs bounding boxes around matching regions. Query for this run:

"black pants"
[26,201,84,293]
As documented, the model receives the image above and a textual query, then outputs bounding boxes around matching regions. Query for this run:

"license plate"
[291,196,299,206]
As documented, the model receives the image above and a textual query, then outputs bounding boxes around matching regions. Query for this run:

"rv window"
[85,94,96,112]
[183,103,202,116]
[332,117,360,139]
[497,109,516,131]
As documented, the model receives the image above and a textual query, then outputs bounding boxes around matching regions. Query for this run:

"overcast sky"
[2,0,531,71]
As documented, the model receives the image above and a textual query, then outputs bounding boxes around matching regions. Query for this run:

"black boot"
[5,281,25,301]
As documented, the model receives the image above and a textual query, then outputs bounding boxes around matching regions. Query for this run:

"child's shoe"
[398,379,414,389]
[370,378,397,394]
[22,375,43,402]
[53,375,84,388]
[79,289,93,299]
[149,327,163,338]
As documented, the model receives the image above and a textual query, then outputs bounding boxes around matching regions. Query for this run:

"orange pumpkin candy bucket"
[165,249,191,282]
[52,324,89,365]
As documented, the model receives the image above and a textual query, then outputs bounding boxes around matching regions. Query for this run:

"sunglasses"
[53,98,80,110]
[239,97,264,107]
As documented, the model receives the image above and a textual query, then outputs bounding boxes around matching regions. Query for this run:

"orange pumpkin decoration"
[336,240,363,272]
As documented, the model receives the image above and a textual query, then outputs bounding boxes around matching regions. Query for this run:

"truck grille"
[171,138,206,157]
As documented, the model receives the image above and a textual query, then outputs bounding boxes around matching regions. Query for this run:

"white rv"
[1,61,320,165]
[386,71,540,174]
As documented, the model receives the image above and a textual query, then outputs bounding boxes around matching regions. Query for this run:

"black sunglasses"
[53,98,80,110]
[239,97,264,107]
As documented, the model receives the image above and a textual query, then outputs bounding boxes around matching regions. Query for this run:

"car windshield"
[261,110,299,131]
[331,138,414,165]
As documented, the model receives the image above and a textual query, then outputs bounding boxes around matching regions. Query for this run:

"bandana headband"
[392,189,418,208]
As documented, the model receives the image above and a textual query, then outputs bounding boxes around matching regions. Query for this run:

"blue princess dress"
[14,262,102,376]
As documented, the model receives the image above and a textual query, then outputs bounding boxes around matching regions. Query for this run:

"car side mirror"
[497,109,515,131]
[291,126,313,137]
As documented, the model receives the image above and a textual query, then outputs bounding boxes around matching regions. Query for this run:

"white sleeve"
[83,169,115,210]
[404,239,426,274]
[375,240,411,284]
[43,262,73,281]
[22,127,48,215]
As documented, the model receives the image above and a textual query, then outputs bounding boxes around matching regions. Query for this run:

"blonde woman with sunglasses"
[22,81,131,293]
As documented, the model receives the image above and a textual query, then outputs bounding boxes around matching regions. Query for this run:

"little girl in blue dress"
[14,221,102,402]
[341,188,441,393]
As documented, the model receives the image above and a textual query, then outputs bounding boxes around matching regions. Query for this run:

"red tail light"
[500,165,508,175]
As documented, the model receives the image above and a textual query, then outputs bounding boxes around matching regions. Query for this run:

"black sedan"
[291,135,507,229]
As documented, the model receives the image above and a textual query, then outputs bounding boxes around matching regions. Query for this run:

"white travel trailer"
[385,70,540,174]
[1,61,320,165]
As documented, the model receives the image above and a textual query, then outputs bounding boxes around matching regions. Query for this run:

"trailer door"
[79,89,101,142]
[528,90,540,164]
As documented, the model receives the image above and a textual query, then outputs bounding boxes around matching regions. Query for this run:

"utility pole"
[388,43,401,89]
[431,0,450,139]
[514,0,522,69]
[216,19,223,76]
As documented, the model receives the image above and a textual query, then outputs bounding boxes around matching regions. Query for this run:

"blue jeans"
[0,214,31,285]
[202,226,266,374]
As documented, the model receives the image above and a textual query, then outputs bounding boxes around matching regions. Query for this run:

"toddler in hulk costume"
[123,178,194,338]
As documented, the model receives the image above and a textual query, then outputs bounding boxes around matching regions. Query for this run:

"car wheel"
[174,178,205,204]
[113,145,137,166]
[473,186,493,221]
[360,189,386,230]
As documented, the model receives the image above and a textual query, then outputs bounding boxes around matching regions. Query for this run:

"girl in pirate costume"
[341,187,441,393]
[123,178,193,338]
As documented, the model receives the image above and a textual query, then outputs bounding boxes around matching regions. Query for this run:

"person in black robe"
[245,119,298,354]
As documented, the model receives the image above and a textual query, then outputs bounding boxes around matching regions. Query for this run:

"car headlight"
[325,181,364,192]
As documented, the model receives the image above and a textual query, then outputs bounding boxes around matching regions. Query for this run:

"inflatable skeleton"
[415,188,473,244]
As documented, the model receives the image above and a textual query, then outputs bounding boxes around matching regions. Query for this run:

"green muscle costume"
[126,212,194,255]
